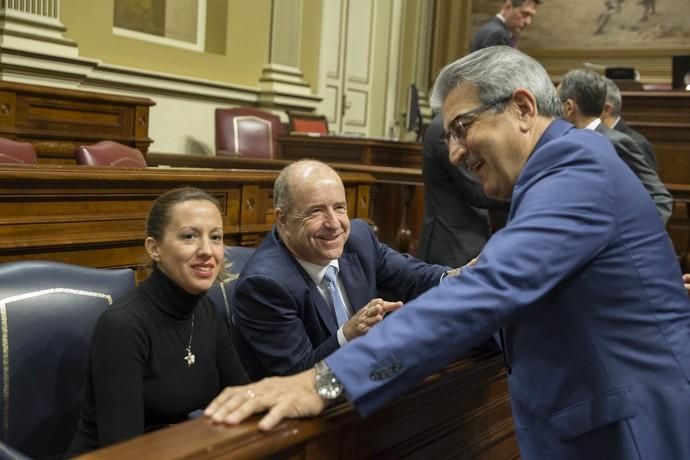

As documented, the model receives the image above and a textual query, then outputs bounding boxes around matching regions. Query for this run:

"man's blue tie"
[323,265,349,327]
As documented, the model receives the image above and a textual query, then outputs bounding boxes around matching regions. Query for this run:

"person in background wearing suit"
[231,160,450,381]
[418,112,509,267]
[558,68,672,224]
[600,77,658,171]
[68,187,248,455]
[205,46,690,460]
[469,0,541,52]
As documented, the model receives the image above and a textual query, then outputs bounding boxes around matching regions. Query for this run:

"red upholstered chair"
[287,111,329,135]
[74,141,146,167]
[0,138,37,165]
[215,107,284,158]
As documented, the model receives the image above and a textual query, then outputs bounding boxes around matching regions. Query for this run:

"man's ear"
[145,236,161,262]
[274,207,287,231]
[602,102,614,118]
[511,88,538,129]
[561,98,574,119]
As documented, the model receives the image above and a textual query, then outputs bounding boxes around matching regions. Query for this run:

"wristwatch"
[314,360,343,401]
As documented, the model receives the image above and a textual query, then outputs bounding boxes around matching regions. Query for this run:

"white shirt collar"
[295,257,340,285]
[584,118,602,130]
[496,13,506,23]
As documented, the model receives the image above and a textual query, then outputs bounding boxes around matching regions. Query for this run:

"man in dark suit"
[558,68,672,224]
[232,160,448,380]
[418,112,508,267]
[469,0,541,52]
[601,77,658,170]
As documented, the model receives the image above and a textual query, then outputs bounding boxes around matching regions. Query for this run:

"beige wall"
[53,0,427,144]
[61,0,272,88]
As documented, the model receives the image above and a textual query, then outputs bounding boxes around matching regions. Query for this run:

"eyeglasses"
[442,96,511,144]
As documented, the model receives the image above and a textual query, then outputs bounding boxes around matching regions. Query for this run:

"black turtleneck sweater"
[67,268,248,455]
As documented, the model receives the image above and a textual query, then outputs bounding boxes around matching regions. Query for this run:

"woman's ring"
[247,389,256,398]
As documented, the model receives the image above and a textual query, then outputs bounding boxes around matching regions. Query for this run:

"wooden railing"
[78,351,519,460]
[0,164,372,278]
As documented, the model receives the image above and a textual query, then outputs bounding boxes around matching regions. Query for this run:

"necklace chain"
[179,313,195,367]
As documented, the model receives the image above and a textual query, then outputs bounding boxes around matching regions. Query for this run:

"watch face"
[316,367,343,400]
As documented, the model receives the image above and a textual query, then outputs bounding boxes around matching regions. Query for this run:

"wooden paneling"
[148,152,425,254]
[0,81,155,163]
[77,351,518,460]
[0,164,373,277]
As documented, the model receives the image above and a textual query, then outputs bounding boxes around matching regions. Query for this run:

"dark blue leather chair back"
[0,441,29,460]
[207,246,255,329]
[0,261,134,459]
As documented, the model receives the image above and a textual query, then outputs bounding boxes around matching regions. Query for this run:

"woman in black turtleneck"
[67,187,248,455]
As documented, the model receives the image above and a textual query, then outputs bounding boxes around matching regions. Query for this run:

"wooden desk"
[78,351,518,459]
[0,81,155,164]
[0,164,372,277]
[277,134,422,169]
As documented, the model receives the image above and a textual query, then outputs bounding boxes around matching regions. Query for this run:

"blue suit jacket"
[327,120,690,459]
[232,219,447,380]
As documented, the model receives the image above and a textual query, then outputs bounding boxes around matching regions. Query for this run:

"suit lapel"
[338,252,369,313]
[276,235,340,335]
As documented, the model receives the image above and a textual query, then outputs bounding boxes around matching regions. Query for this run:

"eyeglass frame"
[441,96,512,145]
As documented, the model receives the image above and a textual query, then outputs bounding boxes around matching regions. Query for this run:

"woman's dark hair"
[146,187,221,240]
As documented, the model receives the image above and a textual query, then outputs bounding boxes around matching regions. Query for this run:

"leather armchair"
[0,139,36,165]
[215,107,284,158]
[206,246,255,329]
[74,141,146,167]
[0,261,135,458]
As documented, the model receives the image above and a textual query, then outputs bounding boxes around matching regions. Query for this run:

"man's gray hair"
[273,162,298,215]
[430,46,562,118]
[603,77,622,116]
[558,68,607,117]
[273,160,336,216]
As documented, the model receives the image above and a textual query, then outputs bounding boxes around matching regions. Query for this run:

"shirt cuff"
[337,327,348,346]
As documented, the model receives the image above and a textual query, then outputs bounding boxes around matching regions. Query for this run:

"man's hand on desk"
[343,298,403,340]
[205,369,326,431]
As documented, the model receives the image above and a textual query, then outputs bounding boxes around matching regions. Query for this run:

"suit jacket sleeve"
[233,274,340,376]
[348,219,448,301]
[609,130,672,224]
[325,134,617,416]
